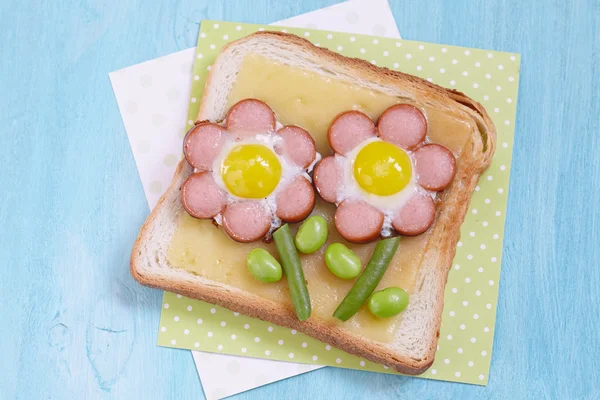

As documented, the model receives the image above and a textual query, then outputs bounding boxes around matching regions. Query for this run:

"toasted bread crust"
[131,31,496,375]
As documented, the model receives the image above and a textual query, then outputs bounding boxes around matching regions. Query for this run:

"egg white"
[336,138,432,236]
[208,130,319,233]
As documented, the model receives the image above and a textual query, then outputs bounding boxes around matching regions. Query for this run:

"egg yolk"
[353,141,412,196]
[221,144,282,199]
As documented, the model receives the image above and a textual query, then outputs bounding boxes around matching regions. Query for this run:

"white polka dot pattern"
[153,21,519,387]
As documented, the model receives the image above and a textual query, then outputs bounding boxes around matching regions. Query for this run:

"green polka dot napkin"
[157,20,520,386]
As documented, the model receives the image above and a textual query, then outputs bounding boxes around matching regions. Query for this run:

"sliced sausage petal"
[313,156,341,203]
[275,125,317,168]
[414,144,457,191]
[181,172,227,219]
[183,123,226,171]
[328,111,376,155]
[334,200,384,244]
[392,195,436,236]
[225,99,276,138]
[275,176,315,223]
[377,104,427,150]
[222,201,271,243]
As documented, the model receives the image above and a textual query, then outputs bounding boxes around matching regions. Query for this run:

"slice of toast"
[131,32,496,375]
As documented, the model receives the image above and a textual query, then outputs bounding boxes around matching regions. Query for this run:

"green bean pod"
[333,236,401,321]
[273,224,312,321]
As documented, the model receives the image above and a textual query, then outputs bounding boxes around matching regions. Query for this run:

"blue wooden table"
[1,0,598,398]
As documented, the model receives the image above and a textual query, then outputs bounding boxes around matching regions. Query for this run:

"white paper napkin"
[109,1,400,399]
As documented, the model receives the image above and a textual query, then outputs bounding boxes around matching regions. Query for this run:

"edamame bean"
[246,248,282,283]
[333,236,401,321]
[273,224,312,321]
[368,287,409,318]
[324,243,362,279]
[295,216,328,254]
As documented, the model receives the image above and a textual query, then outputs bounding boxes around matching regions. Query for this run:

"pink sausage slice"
[335,200,384,244]
[377,104,427,150]
[222,201,271,243]
[225,99,276,138]
[414,144,457,191]
[275,126,317,168]
[181,172,227,219]
[328,111,376,155]
[392,195,436,236]
[313,156,341,203]
[183,123,226,171]
[275,176,315,223]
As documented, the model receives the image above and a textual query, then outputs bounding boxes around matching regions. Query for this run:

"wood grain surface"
[0,0,598,399]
